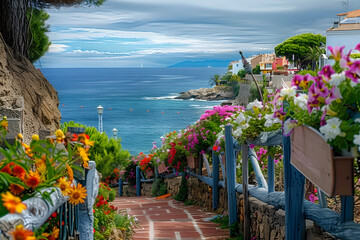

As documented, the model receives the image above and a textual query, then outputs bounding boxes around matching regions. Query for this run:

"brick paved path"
[112,197,230,240]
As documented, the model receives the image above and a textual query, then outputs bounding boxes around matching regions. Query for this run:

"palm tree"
[209,74,221,87]
[305,46,325,71]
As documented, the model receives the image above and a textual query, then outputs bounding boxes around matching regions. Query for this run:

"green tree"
[237,69,246,79]
[274,33,326,70]
[305,46,325,71]
[27,8,51,62]
[209,74,221,87]
[0,0,104,58]
[252,65,261,74]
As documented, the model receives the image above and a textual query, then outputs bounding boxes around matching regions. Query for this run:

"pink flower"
[328,45,345,61]
[325,86,342,105]
[249,144,255,149]
[318,65,335,81]
[291,75,303,89]
[309,194,319,203]
[355,43,360,52]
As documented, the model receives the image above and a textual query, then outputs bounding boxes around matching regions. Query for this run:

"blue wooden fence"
[118,125,360,239]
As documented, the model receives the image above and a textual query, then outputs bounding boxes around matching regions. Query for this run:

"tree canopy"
[27,8,51,63]
[274,33,326,70]
[0,0,104,59]
[32,0,105,8]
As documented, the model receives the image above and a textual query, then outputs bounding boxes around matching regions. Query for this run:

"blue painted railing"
[118,124,360,239]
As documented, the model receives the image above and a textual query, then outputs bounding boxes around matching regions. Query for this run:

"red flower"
[212,146,219,151]
[93,229,95,233]
[0,164,12,175]
[52,212,57,218]
[13,165,26,180]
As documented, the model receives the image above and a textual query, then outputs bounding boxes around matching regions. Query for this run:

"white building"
[326,9,360,56]
[228,57,254,75]
[229,60,243,75]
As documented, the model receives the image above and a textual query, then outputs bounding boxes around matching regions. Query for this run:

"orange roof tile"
[337,9,360,18]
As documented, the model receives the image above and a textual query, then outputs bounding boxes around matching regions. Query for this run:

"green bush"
[296,69,318,76]
[237,70,246,79]
[151,178,168,197]
[249,82,262,102]
[174,173,188,202]
[61,121,130,180]
[252,65,261,74]
[351,53,360,59]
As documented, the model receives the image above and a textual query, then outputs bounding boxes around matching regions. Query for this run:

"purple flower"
[340,50,353,69]
[355,43,360,52]
[318,65,335,81]
[328,45,345,62]
[291,75,303,89]
[307,84,321,113]
[320,110,327,127]
[345,61,360,83]
[309,193,319,203]
[249,144,255,149]
[325,86,342,105]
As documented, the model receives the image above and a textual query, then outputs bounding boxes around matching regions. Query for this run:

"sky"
[36,0,360,68]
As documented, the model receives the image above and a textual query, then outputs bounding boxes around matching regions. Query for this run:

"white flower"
[355,118,360,123]
[246,99,263,110]
[319,117,342,141]
[280,86,297,98]
[233,128,242,138]
[353,133,360,151]
[225,117,231,121]
[329,72,346,87]
[235,112,246,124]
[264,114,281,127]
[283,118,298,136]
[294,94,308,111]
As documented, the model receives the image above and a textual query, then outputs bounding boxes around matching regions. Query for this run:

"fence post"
[268,146,275,193]
[136,166,141,196]
[283,136,305,240]
[119,179,123,197]
[212,150,219,210]
[340,196,354,222]
[225,125,237,236]
[242,144,250,240]
[198,154,203,175]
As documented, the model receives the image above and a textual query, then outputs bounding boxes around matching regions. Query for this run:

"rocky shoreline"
[175,86,235,101]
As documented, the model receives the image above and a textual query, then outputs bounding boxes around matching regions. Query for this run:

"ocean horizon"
[41,67,227,155]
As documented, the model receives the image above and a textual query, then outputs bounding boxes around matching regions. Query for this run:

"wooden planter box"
[157,163,167,174]
[187,156,199,169]
[291,125,354,197]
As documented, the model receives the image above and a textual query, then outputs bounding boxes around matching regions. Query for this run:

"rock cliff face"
[175,86,235,101]
[0,35,61,142]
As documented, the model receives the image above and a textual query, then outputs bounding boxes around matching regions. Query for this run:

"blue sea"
[41,68,227,155]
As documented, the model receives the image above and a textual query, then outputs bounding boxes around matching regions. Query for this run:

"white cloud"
[48,44,69,53]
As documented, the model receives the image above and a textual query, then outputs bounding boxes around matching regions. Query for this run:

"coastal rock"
[176,86,235,101]
[0,34,61,142]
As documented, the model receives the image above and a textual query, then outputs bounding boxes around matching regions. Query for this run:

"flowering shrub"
[122,158,138,187]
[0,118,93,238]
[274,43,360,155]
[94,182,137,240]
[0,121,89,219]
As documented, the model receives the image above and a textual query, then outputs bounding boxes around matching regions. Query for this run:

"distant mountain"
[168,60,231,68]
